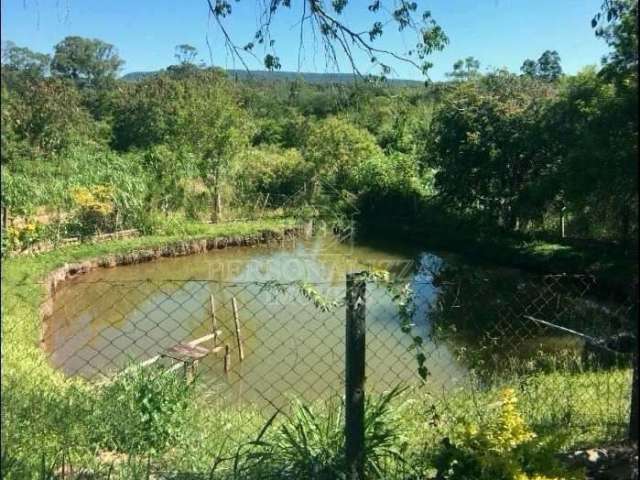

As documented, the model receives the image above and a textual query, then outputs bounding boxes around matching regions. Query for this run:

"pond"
[43,232,626,407]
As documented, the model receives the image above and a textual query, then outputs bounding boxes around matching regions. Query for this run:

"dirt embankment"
[38,224,311,344]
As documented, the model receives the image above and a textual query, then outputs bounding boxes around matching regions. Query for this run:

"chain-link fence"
[34,268,635,433]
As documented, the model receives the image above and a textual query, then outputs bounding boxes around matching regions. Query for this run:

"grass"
[1,215,633,478]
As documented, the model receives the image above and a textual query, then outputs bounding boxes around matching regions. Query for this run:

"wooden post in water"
[224,344,231,373]
[210,294,218,347]
[232,297,245,361]
[345,272,366,480]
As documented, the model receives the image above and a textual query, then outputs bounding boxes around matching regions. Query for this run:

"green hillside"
[121,68,426,86]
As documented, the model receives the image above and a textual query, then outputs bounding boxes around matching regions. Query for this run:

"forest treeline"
[1,0,637,253]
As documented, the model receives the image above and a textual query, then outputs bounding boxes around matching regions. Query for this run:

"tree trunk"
[630,279,639,442]
[215,191,222,223]
[1,205,7,232]
[631,359,638,441]
[210,168,223,223]
[310,178,321,203]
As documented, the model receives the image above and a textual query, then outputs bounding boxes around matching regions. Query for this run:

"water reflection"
[45,236,471,406]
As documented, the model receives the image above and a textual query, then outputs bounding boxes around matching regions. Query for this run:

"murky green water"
[45,233,583,406]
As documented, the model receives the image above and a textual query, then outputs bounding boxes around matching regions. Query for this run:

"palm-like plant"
[230,386,407,479]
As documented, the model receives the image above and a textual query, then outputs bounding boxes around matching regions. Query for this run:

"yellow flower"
[484,388,535,453]
[71,185,114,215]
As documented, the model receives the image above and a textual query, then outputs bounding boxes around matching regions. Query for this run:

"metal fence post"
[345,272,367,480]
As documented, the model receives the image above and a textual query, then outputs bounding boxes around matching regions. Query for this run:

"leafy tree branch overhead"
[206,0,449,79]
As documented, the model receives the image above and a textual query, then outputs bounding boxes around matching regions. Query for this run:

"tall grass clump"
[230,387,407,479]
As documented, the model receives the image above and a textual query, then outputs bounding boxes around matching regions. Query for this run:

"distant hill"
[120,68,426,87]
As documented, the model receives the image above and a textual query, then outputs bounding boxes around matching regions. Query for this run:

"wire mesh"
[26,268,634,432]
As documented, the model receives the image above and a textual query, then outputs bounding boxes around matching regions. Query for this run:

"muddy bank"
[39,223,311,344]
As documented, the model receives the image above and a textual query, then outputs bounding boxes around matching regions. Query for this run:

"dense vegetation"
[1,0,636,259]
[1,0,637,478]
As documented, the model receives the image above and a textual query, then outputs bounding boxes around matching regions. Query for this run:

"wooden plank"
[232,297,245,361]
[164,344,210,362]
[210,294,218,347]
[109,331,224,382]
[110,354,162,381]
[185,332,220,347]
[139,355,162,368]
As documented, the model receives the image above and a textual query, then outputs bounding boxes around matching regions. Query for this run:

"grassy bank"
[2,364,630,478]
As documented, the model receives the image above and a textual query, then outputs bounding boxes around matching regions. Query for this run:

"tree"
[422,72,557,230]
[303,116,383,194]
[591,0,638,85]
[174,44,198,65]
[520,59,537,78]
[520,50,562,81]
[592,0,638,78]
[446,56,481,80]
[111,76,182,151]
[172,71,252,221]
[1,41,50,80]
[112,69,250,220]
[1,77,100,162]
[167,44,203,77]
[537,50,563,81]
[544,67,637,241]
[51,36,123,87]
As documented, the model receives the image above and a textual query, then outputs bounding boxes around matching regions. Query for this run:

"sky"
[1,0,609,81]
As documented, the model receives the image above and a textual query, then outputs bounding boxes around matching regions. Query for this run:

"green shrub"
[428,388,583,480]
[92,365,194,454]
[235,146,311,201]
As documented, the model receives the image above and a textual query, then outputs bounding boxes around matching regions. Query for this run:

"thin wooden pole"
[224,344,231,373]
[210,294,218,347]
[345,272,366,480]
[261,193,270,217]
[232,297,245,361]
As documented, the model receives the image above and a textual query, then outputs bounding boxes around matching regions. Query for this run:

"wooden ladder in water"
[114,294,244,382]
